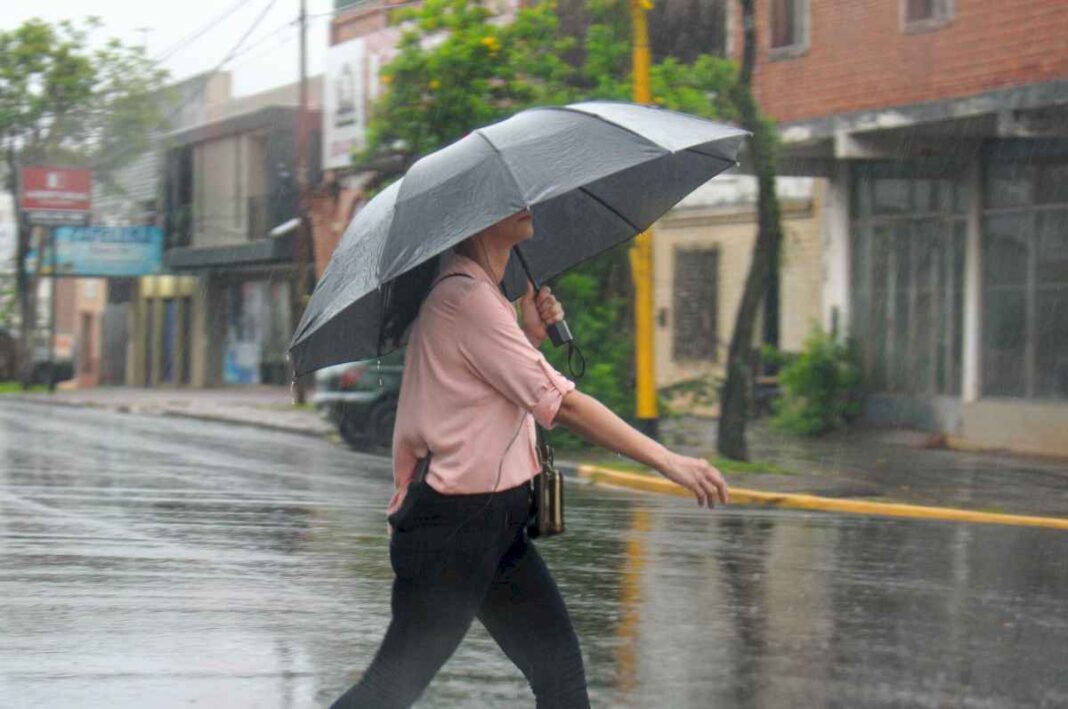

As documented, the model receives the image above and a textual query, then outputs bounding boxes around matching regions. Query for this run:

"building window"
[903,0,953,33]
[650,0,730,62]
[161,298,177,384]
[673,248,719,362]
[144,299,155,386]
[850,162,966,397]
[179,297,192,386]
[769,0,809,59]
[981,142,1068,401]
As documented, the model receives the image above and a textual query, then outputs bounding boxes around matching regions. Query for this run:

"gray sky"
[2,0,336,97]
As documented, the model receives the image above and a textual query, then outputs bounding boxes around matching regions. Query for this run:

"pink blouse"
[387,253,575,516]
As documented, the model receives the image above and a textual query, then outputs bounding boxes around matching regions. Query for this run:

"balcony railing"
[167,195,289,248]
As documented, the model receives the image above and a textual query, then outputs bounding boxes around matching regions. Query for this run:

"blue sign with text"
[32,226,164,277]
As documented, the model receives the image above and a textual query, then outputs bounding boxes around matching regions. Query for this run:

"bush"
[770,327,862,436]
[659,374,721,419]
[541,244,633,449]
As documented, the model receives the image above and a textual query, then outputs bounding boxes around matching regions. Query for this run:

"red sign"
[19,166,92,213]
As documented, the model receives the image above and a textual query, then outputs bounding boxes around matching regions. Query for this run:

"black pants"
[330,480,590,708]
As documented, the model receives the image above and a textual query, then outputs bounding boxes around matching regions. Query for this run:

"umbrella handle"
[513,246,573,347]
[546,320,573,348]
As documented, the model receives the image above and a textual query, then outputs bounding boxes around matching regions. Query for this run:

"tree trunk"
[5,143,37,388]
[15,221,35,389]
[717,0,784,460]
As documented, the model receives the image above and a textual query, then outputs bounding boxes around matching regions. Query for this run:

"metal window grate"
[673,248,719,362]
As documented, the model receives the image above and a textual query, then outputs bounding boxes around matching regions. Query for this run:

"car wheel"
[367,399,397,453]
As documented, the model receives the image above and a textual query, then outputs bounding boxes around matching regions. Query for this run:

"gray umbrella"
[289,101,747,376]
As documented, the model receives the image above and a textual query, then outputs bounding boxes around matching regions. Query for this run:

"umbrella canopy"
[289,101,747,376]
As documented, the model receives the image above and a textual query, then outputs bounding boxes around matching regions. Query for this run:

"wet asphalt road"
[1,402,1066,708]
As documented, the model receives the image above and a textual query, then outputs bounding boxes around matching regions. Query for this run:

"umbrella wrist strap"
[566,341,586,380]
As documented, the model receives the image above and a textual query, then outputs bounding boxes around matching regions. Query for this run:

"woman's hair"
[455,234,481,262]
[377,257,439,355]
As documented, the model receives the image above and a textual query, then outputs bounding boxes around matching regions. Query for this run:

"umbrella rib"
[577,186,642,234]
[472,129,529,207]
[686,146,741,164]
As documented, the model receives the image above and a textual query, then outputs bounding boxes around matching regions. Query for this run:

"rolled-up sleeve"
[457,283,575,429]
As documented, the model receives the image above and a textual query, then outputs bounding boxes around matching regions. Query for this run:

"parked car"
[313,350,404,451]
[0,328,74,386]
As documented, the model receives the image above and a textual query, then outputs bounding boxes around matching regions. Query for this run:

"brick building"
[730,0,1068,455]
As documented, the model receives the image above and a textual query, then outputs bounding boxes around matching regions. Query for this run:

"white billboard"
[323,37,367,171]
[322,29,402,172]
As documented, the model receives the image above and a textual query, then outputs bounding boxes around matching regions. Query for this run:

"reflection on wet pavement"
[1,403,1066,707]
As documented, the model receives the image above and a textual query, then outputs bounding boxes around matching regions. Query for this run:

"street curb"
[7,395,333,441]
[576,465,1068,531]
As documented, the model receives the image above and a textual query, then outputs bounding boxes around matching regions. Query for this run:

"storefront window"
[265,280,293,384]
[222,279,293,385]
[161,299,177,384]
[850,162,965,397]
[982,142,1068,400]
[144,300,155,386]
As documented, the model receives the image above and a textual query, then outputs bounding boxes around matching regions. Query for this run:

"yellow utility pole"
[629,0,658,439]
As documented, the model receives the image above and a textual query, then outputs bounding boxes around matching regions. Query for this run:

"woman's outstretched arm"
[554,390,729,509]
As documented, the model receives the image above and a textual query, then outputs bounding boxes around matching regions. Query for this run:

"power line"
[226,18,301,67]
[87,0,288,172]
[213,0,283,72]
[153,0,261,64]
[225,10,337,71]
[156,0,285,120]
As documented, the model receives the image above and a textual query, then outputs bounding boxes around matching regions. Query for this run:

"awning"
[164,233,297,272]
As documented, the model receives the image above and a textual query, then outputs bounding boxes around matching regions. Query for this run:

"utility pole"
[292,0,310,405]
[629,0,658,440]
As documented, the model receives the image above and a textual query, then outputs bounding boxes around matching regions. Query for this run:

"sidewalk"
[7,387,1068,520]
[7,385,334,438]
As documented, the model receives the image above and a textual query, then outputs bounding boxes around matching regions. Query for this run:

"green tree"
[356,0,736,435]
[0,17,168,386]
[357,0,576,175]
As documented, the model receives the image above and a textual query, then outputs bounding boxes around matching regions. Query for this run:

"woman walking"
[330,207,729,708]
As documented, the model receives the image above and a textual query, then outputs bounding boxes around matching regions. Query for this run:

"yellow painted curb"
[576,465,1068,531]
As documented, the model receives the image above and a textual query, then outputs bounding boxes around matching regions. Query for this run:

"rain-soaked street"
[2,402,1066,708]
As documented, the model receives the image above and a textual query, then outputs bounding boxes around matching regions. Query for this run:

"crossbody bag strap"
[535,425,554,468]
[430,271,475,290]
